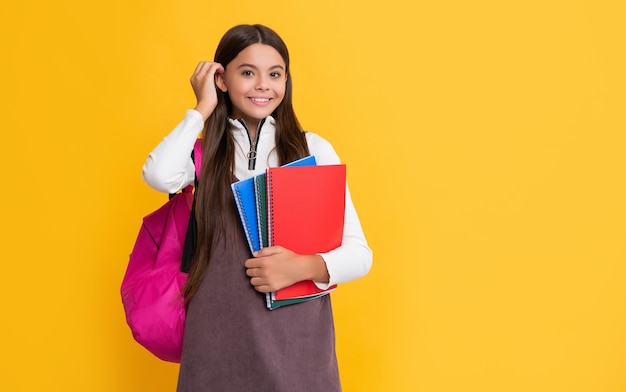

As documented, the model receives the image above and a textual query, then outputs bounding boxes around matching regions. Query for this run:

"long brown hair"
[183,24,310,304]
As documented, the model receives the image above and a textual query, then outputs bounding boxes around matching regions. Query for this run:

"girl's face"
[217,43,287,130]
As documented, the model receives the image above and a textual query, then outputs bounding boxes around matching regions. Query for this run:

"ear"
[215,72,228,92]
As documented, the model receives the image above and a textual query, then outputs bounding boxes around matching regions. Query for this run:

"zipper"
[237,118,267,170]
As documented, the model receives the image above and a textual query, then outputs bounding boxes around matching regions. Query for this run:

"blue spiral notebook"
[231,155,316,254]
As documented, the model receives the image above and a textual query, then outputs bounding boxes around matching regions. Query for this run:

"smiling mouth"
[250,97,271,103]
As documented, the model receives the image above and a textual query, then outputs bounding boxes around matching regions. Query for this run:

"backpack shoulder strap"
[181,139,202,274]
[193,139,202,178]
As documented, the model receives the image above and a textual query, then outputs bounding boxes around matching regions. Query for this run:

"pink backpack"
[121,140,202,363]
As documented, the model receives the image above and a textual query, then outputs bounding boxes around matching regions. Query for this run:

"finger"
[244,258,262,269]
[213,62,224,75]
[192,61,209,76]
[249,276,270,288]
[245,267,260,278]
[250,281,272,293]
[193,62,217,81]
[254,285,272,293]
[254,246,283,258]
[193,62,203,75]
[206,62,224,79]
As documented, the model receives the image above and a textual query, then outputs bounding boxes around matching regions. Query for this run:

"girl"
[142,24,372,392]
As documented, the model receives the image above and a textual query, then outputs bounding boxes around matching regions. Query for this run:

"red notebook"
[266,164,346,302]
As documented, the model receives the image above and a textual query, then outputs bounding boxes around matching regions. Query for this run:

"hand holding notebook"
[232,159,347,309]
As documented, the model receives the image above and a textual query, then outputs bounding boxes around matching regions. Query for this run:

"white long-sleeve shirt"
[142,109,372,288]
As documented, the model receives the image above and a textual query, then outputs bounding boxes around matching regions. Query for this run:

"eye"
[242,70,254,76]
[270,72,282,78]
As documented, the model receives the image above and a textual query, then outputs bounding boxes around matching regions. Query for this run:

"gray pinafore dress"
[176,204,341,391]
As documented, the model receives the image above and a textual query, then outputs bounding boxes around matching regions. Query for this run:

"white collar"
[227,116,276,133]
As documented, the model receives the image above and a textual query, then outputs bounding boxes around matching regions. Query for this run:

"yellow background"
[1,0,625,391]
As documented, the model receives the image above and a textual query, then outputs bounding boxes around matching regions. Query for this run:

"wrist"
[193,101,214,121]
[299,254,330,283]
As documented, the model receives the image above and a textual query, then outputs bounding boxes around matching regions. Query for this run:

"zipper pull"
[246,118,266,170]
[247,148,257,170]
[238,118,266,171]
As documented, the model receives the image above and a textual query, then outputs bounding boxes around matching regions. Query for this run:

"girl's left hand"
[245,246,308,293]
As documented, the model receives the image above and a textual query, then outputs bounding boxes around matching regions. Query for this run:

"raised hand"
[190,61,225,121]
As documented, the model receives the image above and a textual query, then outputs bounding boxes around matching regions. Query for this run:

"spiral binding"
[267,170,275,247]
[232,187,256,253]
[254,175,268,248]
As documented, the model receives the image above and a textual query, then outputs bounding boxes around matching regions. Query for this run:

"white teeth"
[251,98,270,103]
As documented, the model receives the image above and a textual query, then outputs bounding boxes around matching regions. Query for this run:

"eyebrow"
[237,63,285,70]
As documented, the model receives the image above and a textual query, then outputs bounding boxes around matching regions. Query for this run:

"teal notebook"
[267,292,330,310]
[253,175,268,248]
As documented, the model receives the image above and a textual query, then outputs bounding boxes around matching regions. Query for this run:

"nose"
[255,75,269,90]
